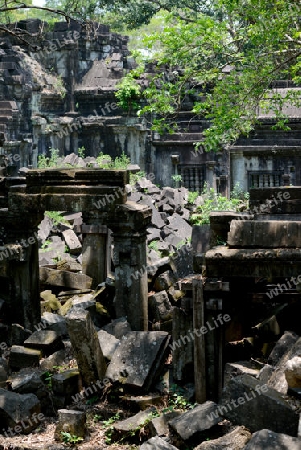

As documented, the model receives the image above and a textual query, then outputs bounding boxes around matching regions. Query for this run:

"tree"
[116,0,301,151]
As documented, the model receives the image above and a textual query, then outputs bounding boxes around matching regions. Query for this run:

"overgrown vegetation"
[60,432,83,445]
[45,211,67,226]
[190,183,249,225]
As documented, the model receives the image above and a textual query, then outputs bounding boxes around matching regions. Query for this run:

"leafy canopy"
[116,0,301,150]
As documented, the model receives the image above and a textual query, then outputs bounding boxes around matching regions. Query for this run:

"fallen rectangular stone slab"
[244,429,301,450]
[194,425,251,449]
[62,229,82,254]
[112,407,157,443]
[228,220,301,248]
[140,436,178,450]
[168,401,222,446]
[40,267,92,290]
[105,331,170,391]
[0,388,42,434]
[219,374,300,436]
[9,345,41,370]
[24,330,64,356]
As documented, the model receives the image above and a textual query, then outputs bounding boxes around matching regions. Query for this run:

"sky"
[32,0,46,6]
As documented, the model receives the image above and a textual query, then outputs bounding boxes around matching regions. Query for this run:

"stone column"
[231,150,245,191]
[109,202,152,331]
[2,212,43,330]
[206,161,217,191]
[81,214,108,288]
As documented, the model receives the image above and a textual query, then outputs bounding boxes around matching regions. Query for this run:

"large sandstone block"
[194,425,251,450]
[228,220,301,248]
[106,331,170,391]
[0,388,42,434]
[219,374,299,436]
[168,401,222,446]
[65,309,106,386]
[244,429,301,450]
[140,436,178,449]
[40,267,92,290]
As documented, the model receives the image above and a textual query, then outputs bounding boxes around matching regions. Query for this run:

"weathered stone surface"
[219,374,299,436]
[52,369,80,397]
[122,394,163,412]
[167,213,192,241]
[0,388,42,433]
[102,317,131,339]
[268,331,300,366]
[243,429,301,450]
[10,323,32,346]
[140,436,178,450]
[40,349,65,371]
[268,336,301,394]
[40,267,93,290]
[9,345,41,370]
[97,329,120,360]
[56,257,82,272]
[38,215,53,243]
[148,291,173,322]
[228,220,301,248]
[153,271,176,292]
[106,331,170,391]
[62,229,82,254]
[24,330,64,356]
[149,411,181,436]
[191,224,211,254]
[40,312,68,336]
[168,402,222,445]
[54,409,86,440]
[65,309,106,386]
[284,356,301,388]
[223,361,260,387]
[112,407,156,442]
[0,357,8,388]
[194,426,252,449]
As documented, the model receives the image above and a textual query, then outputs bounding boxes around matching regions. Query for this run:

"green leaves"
[122,0,301,149]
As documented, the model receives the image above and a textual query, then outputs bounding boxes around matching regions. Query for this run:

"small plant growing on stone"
[103,412,120,444]
[60,432,83,445]
[77,146,85,159]
[45,211,67,226]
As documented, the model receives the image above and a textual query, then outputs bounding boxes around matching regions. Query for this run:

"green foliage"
[60,432,84,445]
[115,74,142,112]
[53,75,66,98]
[103,412,120,444]
[119,0,301,149]
[148,241,159,252]
[37,148,60,169]
[96,151,130,169]
[187,191,199,205]
[45,211,67,226]
[168,384,195,411]
[42,371,53,389]
[171,174,182,187]
[129,170,146,185]
[77,146,85,159]
[190,184,248,225]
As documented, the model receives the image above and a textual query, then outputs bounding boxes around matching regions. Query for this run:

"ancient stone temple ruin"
[0,17,300,450]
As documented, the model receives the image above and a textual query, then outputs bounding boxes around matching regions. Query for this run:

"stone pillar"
[231,150,245,191]
[206,161,217,191]
[2,212,43,330]
[109,202,152,331]
[81,216,108,288]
